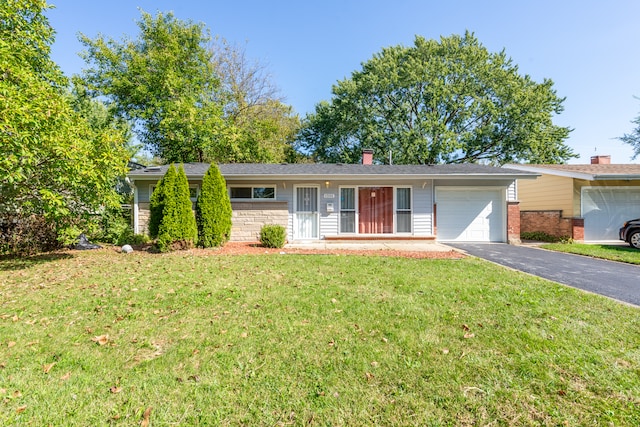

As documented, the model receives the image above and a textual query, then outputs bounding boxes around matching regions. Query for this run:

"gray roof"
[128,162,538,180]
[504,163,640,180]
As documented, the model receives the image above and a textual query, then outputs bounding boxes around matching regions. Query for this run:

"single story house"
[127,153,538,243]
[505,155,640,241]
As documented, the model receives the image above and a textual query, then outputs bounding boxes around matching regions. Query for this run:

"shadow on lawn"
[0,252,74,271]
[597,244,638,253]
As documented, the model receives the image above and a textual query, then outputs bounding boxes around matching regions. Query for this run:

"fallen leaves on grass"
[140,406,152,427]
[43,362,56,374]
[92,335,109,346]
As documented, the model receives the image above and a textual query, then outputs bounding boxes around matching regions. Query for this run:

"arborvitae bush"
[148,165,175,238]
[260,224,286,248]
[156,165,197,252]
[196,165,232,247]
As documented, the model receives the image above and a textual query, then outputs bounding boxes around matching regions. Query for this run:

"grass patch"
[1,249,639,425]
[542,243,640,265]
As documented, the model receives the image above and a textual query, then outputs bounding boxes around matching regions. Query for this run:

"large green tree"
[0,1,129,225]
[298,32,575,165]
[79,11,228,163]
[211,40,300,163]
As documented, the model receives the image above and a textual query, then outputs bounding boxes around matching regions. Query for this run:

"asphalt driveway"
[448,243,640,306]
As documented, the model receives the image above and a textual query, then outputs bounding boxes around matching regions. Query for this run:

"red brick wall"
[572,218,584,241]
[507,201,521,244]
[520,210,583,241]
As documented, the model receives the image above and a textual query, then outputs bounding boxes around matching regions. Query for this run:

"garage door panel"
[583,188,640,240]
[437,189,504,242]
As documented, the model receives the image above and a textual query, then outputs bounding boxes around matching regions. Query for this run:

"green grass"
[542,242,640,265]
[1,249,639,426]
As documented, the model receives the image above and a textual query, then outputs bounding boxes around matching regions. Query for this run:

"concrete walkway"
[285,240,454,252]
[448,243,640,307]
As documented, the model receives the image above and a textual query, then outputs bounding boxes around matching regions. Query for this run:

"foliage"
[93,207,131,245]
[196,165,232,247]
[520,231,571,243]
[259,224,287,248]
[298,32,575,165]
[79,11,227,163]
[211,40,301,163]
[0,0,130,252]
[148,165,175,239]
[0,214,59,255]
[1,252,639,425]
[620,101,640,159]
[156,165,198,252]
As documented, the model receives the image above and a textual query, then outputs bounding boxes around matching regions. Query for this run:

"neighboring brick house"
[505,156,640,241]
[127,153,537,244]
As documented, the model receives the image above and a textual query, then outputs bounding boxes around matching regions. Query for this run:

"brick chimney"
[362,148,374,165]
[590,155,611,164]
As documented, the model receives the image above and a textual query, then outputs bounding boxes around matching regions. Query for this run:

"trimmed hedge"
[260,224,287,248]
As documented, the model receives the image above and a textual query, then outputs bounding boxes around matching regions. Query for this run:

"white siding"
[413,181,433,235]
[507,181,517,201]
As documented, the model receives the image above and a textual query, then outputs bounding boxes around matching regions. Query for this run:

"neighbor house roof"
[504,164,640,181]
[127,162,539,181]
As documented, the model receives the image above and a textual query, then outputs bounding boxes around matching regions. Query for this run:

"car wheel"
[630,231,640,249]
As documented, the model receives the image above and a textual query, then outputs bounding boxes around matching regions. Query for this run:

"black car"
[619,218,640,249]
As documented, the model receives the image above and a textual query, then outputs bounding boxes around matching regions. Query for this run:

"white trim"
[132,180,139,234]
[338,186,358,234]
[395,186,413,234]
[293,185,320,240]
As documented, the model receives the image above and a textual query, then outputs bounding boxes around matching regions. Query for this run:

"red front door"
[359,187,393,234]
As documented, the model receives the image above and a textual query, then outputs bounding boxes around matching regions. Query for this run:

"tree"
[297,32,575,165]
[620,102,640,159]
[148,165,176,239]
[0,0,129,252]
[196,165,232,247]
[211,40,300,163]
[155,165,198,252]
[79,11,228,163]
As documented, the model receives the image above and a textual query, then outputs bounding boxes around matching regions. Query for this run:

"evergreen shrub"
[196,165,232,247]
[260,224,286,248]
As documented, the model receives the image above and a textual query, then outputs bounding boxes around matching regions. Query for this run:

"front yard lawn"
[541,242,640,265]
[1,249,639,426]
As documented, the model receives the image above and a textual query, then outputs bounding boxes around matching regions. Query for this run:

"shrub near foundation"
[196,165,232,247]
[260,224,286,248]
[155,165,198,252]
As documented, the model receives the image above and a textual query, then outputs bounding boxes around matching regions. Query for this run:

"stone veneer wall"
[230,201,289,242]
[138,202,150,235]
[137,201,289,242]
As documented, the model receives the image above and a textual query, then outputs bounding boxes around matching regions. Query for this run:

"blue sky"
[46,0,640,164]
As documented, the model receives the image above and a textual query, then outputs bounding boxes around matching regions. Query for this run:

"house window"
[340,187,356,233]
[396,187,412,233]
[150,184,199,202]
[230,186,276,200]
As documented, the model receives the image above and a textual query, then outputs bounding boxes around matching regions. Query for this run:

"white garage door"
[436,188,505,242]
[582,188,640,241]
